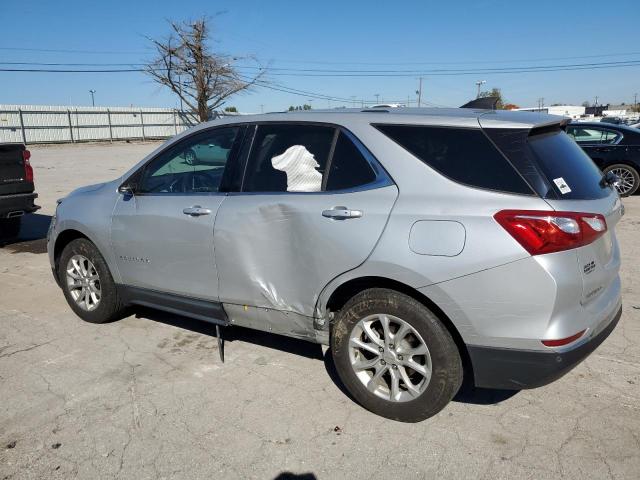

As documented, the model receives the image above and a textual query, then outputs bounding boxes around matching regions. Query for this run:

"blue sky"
[1,0,639,112]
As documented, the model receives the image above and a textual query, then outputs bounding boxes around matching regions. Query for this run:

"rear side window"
[243,124,334,192]
[567,126,620,145]
[325,132,377,191]
[527,130,610,199]
[376,125,532,194]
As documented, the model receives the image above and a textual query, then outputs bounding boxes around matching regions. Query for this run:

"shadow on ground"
[274,473,317,480]
[0,213,51,253]
[135,307,518,408]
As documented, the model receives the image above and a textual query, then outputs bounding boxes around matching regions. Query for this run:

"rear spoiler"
[460,97,499,110]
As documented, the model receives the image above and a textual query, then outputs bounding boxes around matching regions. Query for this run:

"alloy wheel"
[610,166,636,196]
[66,254,101,311]
[348,313,432,402]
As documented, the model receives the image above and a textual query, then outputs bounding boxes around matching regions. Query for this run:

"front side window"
[243,124,335,192]
[376,124,532,194]
[138,127,240,194]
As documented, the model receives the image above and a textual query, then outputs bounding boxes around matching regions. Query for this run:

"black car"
[567,122,640,196]
[0,144,39,238]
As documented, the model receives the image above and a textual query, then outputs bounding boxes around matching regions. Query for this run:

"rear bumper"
[0,192,40,218]
[468,305,622,390]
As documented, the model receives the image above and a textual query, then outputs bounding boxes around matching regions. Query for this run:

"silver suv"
[48,108,623,422]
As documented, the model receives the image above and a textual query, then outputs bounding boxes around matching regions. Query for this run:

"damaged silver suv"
[48,108,623,422]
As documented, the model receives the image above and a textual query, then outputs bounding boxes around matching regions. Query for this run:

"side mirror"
[118,183,136,195]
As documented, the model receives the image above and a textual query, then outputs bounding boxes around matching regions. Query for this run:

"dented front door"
[213,186,398,317]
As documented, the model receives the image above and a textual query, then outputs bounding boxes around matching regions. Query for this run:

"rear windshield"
[375,124,533,195]
[527,129,610,200]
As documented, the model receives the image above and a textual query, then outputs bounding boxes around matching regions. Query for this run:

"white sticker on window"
[553,177,572,194]
[271,145,322,192]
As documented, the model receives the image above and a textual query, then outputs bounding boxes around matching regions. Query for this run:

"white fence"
[0,105,199,144]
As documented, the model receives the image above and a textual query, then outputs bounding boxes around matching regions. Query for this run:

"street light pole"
[475,80,486,98]
[89,89,96,107]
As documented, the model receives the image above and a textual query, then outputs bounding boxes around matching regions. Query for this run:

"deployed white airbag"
[271,145,322,192]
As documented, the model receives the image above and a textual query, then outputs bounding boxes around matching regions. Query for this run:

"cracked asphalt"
[1,142,639,479]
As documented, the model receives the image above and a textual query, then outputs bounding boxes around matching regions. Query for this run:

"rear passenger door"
[213,123,398,317]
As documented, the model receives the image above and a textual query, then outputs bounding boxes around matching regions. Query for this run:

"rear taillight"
[22,149,33,183]
[494,210,607,255]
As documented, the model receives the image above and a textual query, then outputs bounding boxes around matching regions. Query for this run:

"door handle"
[322,206,363,220]
[183,205,212,216]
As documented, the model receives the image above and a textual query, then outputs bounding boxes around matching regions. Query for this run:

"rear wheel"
[58,238,124,323]
[604,164,639,197]
[0,217,21,240]
[331,288,463,422]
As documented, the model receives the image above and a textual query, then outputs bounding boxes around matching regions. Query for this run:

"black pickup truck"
[0,144,39,238]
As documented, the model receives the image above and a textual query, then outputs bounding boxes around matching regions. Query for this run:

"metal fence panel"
[0,104,197,144]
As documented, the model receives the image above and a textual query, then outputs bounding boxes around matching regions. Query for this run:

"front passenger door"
[111,126,242,301]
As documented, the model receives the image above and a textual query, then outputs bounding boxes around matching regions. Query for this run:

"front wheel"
[331,288,463,422]
[604,164,639,197]
[58,238,124,323]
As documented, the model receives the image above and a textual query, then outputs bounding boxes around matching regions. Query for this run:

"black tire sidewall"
[0,216,21,240]
[331,288,463,422]
[605,164,640,197]
[58,238,121,323]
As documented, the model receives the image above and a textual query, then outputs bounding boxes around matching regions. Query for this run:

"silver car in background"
[47,108,623,422]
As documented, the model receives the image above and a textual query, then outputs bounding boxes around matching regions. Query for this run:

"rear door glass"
[243,124,335,192]
[527,130,610,199]
[325,132,377,191]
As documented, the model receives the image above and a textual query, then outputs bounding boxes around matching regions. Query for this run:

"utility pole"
[475,80,486,98]
[350,95,356,107]
[89,89,96,107]
[416,77,423,107]
[374,93,380,104]
[634,93,638,111]
[260,104,264,114]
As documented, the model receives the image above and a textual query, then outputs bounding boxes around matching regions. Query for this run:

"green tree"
[478,88,504,109]
[224,106,238,112]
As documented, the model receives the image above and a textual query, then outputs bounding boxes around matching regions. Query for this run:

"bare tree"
[145,17,265,121]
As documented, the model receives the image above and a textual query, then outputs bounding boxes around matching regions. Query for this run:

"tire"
[58,238,124,323]
[331,288,463,422]
[0,216,21,240]
[604,164,639,197]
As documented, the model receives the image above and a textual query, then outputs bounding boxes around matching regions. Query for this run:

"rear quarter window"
[375,124,533,195]
[527,130,610,200]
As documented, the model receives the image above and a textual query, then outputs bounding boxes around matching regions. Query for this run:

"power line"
[3,46,639,64]
[259,51,640,66]
[5,58,640,75]
[233,60,640,76]
[3,59,640,77]
[0,46,148,55]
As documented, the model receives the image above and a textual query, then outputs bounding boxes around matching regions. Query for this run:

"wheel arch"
[53,229,92,279]
[323,275,473,385]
